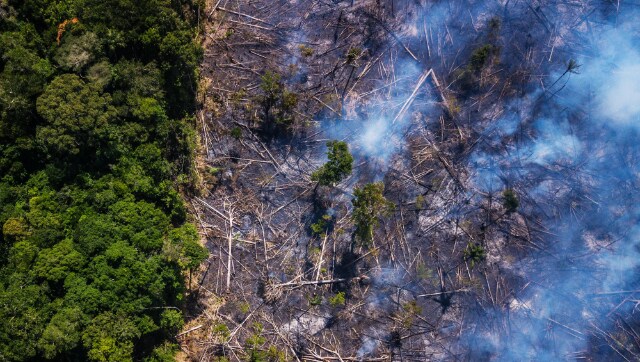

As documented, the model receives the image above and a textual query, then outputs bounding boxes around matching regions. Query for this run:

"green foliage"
[160,309,184,333]
[165,223,208,271]
[265,346,286,362]
[259,71,298,132]
[0,0,206,361]
[463,243,486,268]
[416,263,433,281]
[0,280,50,360]
[36,73,117,156]
[243,323,285,362]
[311,140,353,186]
[502,188,519,213]
[145,342,180,362]
[82,312,140,362]
[2,217,30,241]
[230,127,243,139]
[213,323,231,341]
[0,39,53,139]
[310,214,332,236]
[346,47,362,64]
[352,182,394,247]
[238,302,251,314]
[33,238,85,282]
[329,291,346,307]
[307,294,322,306]
[38,307,87,359]
[400,300,422,327]
[469,44,494,72]
[453,43,499,92]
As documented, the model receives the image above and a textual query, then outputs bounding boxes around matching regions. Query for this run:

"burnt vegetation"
[184,0,640,361]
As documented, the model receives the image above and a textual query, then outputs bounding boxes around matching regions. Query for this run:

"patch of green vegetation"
[311,214,333,236]
[307,294,322,306]
[213,323,231,341]
[230,127,243,139]
[346,47,362,64]
[400,300,423,327]
[259,71,299,133]
[502,188,519,213]
[329,292,346,307]
[311,140,354,186]
[244,324,266,360]
[239,301,251,314]
[416,263,433,282]
[469,44,494,72]
[464,243,486,268]
[352,182,395,247]
[242,322,286,361]
[231,89,247,105]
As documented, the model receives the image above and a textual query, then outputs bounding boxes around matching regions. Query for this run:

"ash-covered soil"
[181,1,640,361]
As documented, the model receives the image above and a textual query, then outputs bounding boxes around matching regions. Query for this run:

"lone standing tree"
[502,188,519,213]
[352,182,394,247]
[312,140,354,186]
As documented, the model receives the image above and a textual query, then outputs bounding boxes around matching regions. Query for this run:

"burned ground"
[181,1,640,361]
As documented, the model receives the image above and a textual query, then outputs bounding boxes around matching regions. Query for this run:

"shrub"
[230,127,242,139]
[463,243,486,268]
[329,292,346,307]
[310,214,332,236]
[307,294,322,306]
[299,44,314,57]
[346,47,362,64]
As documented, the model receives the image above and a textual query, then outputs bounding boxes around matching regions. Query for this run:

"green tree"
[0,43,53,138]
[36,74,117,156]
[33,238,85,282]
[469,44,494,72]
[7,241,39,274]
[502,188,519,213]
[159,309,183,333]
[145,342,180,362]
[311,140,353,186]
[259,71,298,131]
[38,307,87,359]
[329,292,346,307]
[164,223,208,287]
[0,280,50,360]
[82,312,140,362]
[463,243,486,268]
[351,182,394,247]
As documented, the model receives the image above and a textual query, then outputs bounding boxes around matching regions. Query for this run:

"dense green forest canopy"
[0,0,208,360]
